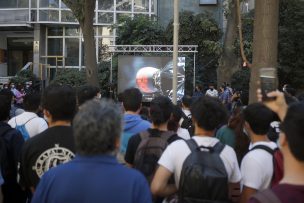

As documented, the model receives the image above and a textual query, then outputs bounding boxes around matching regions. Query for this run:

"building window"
[99,0,114,11]
[48,27,63,36]
[98,12,114,24]
[39,10,59,21]
[65,38,79,66]
[40,0,60,8]
[116,0,132,11]
[61,10,77,22]
[134,0,149,12]
[47,38,63,66]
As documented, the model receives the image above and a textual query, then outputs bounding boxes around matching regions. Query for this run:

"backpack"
[15,117,36,141]
[178,139,230,203]
[251,189,281,203]
[181,113,194,136]
[250,145,284,187]
[133,130,175,183]
[0,127,12,182]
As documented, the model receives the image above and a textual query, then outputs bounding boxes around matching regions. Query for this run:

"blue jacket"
[120,114,151,154]
[32,155,152,203]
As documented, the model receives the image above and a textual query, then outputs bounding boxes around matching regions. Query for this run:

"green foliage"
[116,14,165,45]
[278,0,304,89]
[51,62,111,94]
[10,69,38,85]
[164,11,222,86]
[231,68,250,105]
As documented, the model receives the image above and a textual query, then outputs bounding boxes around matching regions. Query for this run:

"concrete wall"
[157,0,224,30]
[0,35,7,76]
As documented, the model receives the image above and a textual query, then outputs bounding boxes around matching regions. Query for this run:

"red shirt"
[248,184,304,203]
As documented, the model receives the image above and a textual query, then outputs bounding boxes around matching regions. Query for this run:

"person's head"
[182,95,192,109]
[243,103,274,136]
[122,88,142,112]
[42,84,77,122]
[150,96,173,126]
[191,96,228,132]
[73,99,122,156]
[195,84,203,92]
[167,105,184,132]
[23,92,41,112]
[77,85,100,106]
[0,89,14,104]
[0,95,11,121]
[279,102,304,162]
[208,84,215,90]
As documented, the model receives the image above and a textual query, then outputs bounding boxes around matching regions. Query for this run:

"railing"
[0,9,29,24]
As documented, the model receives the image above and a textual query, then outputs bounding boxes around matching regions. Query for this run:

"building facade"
[0,0,224,77]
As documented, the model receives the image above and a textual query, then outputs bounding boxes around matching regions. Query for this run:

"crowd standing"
[0,80,303,203]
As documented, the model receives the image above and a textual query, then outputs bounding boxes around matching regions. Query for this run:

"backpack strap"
[251,189,282,203]
[212,141,225,154]
[15,116,37,126]
[139,131,150,140]
[185,138,199,153]
[251,145,276,155]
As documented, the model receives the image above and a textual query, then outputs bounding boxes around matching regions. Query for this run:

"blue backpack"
[15,117,36,141]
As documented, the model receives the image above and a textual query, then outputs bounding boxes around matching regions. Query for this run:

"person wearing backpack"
[0,95,26,203]
[151,96,241,203]
[8,92,48,140]
[240,103,282,203]
[248,91,304,203]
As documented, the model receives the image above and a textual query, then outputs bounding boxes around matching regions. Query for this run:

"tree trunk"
[249,0,279,103]
[80,0,99,87]
[217,1,239,88]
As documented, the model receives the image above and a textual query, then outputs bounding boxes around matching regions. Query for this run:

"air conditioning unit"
[199,0,217,5]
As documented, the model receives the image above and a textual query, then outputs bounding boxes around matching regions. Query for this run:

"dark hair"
[167,105,183,132]
[0,89,13,101]
[42,84,76,122]
[243,103,274,135]
[77,85,100,106]
[182,95,192,108]
[297,92,304,102]
[191,96,228,131]
[280,102,304,161]
[228,107,250,163]
[150,96,173,126]
[139,106,150,121]
[0,95,11,121]
[73,99,122,155]
[23,92,41,112]
[122,88,142,112]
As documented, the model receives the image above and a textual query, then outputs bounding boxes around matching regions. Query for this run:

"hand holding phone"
[260,67,277,101]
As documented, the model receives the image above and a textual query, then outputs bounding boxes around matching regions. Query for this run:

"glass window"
[151,0,154,12]
[96,26,113,37]
[134,0,149,12]
[61,10,77,22]
[31,0,37,8]
[39,10,59,21]
[30,10,37,21]
[40,0,59,8]
[48,27,63,36]
[65,38,79,66]
[116,0,131,11]
[47,38,63,66]
[98,0,113,11]
[0,0,29,8]
[98,12,114,24]
[61,1,68,8]
[65,27,80,36]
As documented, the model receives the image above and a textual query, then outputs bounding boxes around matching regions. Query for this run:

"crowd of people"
[0,81,303,203]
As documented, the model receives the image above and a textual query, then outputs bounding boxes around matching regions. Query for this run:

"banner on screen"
[118,56,185,102]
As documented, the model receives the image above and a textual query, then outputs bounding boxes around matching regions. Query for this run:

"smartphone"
[260,67,277,101]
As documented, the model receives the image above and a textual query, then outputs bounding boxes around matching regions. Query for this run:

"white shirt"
[158,136,242,187]
[177,127,191,140]
[206,89,219,98]
[241,141,277,190]
[8,112,48,138]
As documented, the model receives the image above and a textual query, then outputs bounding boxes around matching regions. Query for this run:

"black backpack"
[0,127,12,182]
[133,130,175,183]
[178,139,230,203]
[181,113,194,136]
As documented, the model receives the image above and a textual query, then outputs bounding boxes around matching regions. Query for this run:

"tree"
[249,0,279,103]
[115,15,165,45]
[62,0,99,87]
[165,11,222,88]
[217,0,239,88]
